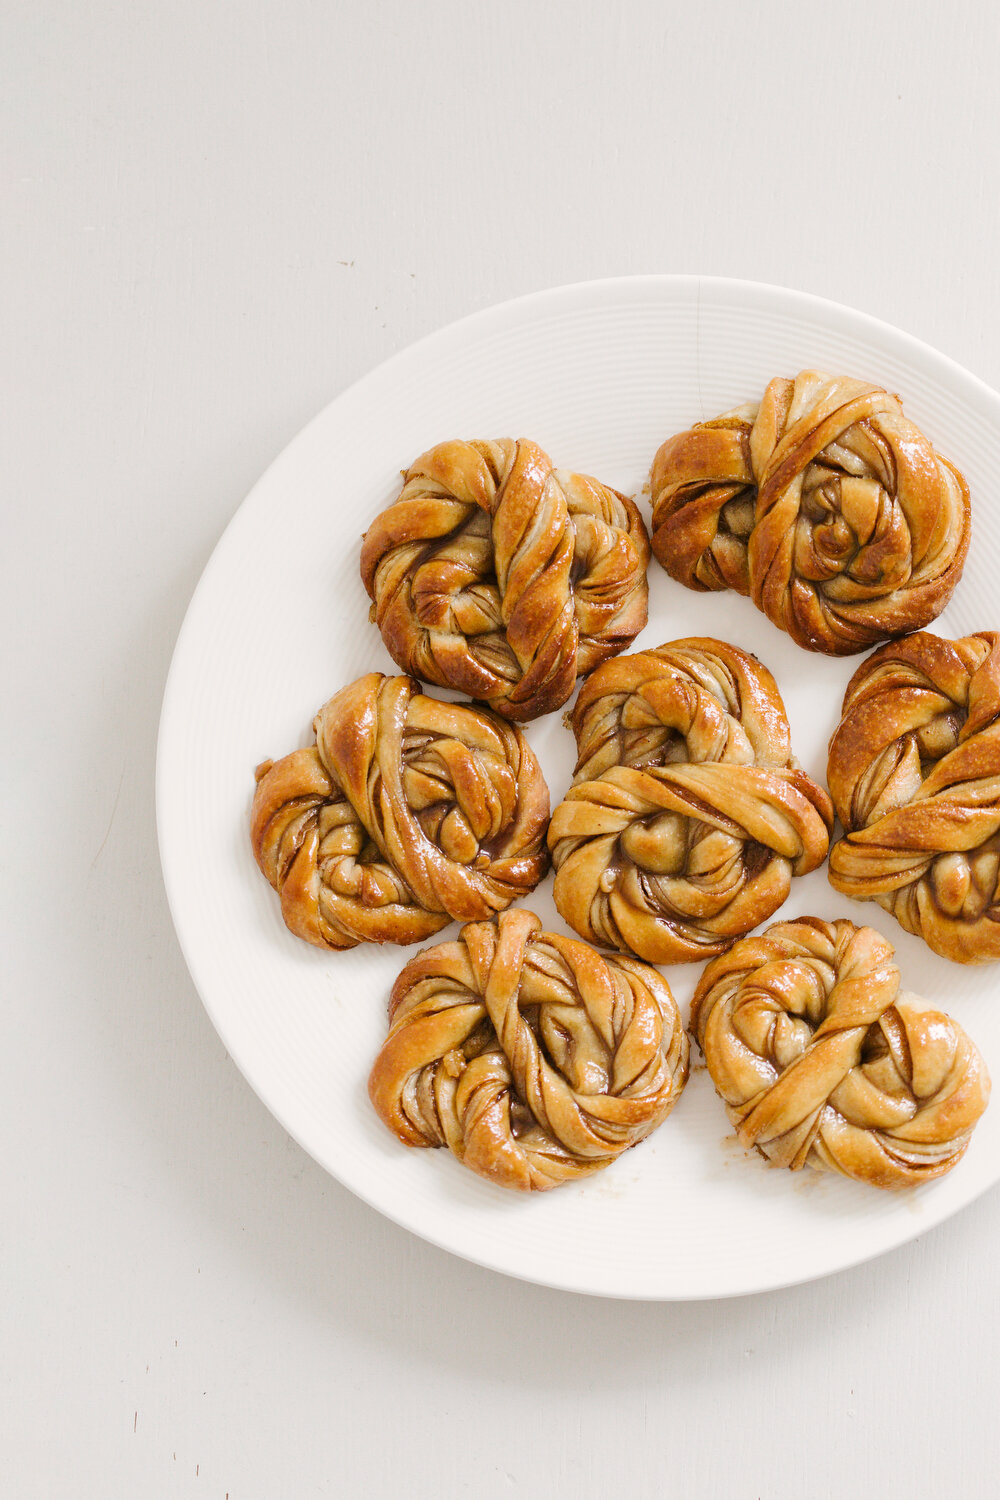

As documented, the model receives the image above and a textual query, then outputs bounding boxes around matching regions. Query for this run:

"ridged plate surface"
[158,277,1000,1299]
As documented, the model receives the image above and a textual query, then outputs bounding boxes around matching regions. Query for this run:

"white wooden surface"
[7,3,1000,1495]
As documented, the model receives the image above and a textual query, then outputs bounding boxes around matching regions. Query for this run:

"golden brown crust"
[360,439,650,721]
[827,630,1000,963]
[650,373,970,655]
[649,406,757,595]
[367,908,689,1190]
[250,674,550,950]
[690,917,990,1189]
[547,639,833,964]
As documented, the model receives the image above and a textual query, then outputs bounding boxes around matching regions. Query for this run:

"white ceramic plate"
[158,276,1000,1299]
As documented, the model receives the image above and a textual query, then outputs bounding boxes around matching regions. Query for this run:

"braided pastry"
[828,630,1000,963]
[650,372,970,655]
[690,917,990,1189]
[251,673,550,950]
[368,908,689,1191]
[361,438,650,721]
[547,639,833,964]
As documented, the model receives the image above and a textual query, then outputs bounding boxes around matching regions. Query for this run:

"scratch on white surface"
[90,764,125,869]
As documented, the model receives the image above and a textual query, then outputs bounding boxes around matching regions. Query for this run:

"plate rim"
[157,273,1000,1300]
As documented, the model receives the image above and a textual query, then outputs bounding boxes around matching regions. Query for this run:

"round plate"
[157,276,1000,1299]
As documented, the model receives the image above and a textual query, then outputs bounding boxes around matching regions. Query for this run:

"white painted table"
[8,5,1000,1495]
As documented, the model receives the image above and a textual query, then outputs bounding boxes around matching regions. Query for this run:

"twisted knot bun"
[368,909,688,1191]
[251,674,549,950]
[650,372,970,655]
[547,639,832,964]
[361,438,650,721]
[690,917,990,1189]
[828,630,1000,963]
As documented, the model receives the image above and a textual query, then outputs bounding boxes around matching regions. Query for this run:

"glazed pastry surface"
[828,630,1000,963]
[368,909,689,1191]
[361,438,650,720]
[690,916,990,1188]
[650,372,970,654]
[548,638,832,963]
[251,673,550,949]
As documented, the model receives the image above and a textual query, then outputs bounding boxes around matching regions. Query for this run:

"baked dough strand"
[548,639,833,963]
[651,373,970,654]
[361,439,650,720]
[368,908,689,1191]
[251,673,550,950]
[828,630,1000,962]
[690,917,990,1189]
